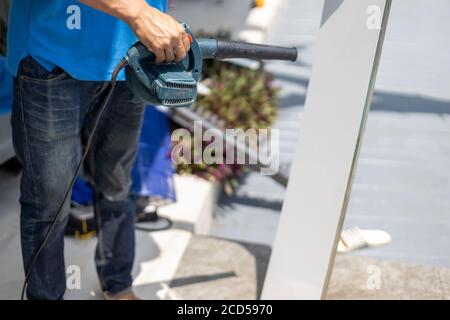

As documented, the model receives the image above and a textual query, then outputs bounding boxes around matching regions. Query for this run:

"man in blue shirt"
[7,0,190,300]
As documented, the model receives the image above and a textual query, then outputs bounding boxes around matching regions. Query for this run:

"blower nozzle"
[198,38,297,62]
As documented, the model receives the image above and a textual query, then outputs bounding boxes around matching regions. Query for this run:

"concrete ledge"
[238,29,266,44]
[239,0,283,44]
[246,0,282,31]
[159,174,221,235]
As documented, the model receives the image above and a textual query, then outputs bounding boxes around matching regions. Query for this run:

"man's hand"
[79,0,190,63]
[127,6,191,63]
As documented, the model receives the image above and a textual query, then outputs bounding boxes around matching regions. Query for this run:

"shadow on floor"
[219,193,283,212]
[237,240,271,299]
[169,271,236,288]
[371,91,450,114]
[167,235,272,300]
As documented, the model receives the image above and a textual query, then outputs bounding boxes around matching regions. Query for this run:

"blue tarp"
[0,55,13,116]
[131,106,176,201]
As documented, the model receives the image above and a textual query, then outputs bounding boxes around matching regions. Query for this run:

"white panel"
[262,0,391,299]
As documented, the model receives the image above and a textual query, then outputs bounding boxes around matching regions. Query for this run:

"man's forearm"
[77,0,190,63]
[78,0,150,26]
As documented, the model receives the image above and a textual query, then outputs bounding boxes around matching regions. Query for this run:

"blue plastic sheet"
[0,55,13,116]
[131,107,176,202]
[71,177,94,206]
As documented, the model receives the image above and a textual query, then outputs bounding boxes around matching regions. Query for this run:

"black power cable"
[20,58,128,300]
[135,209,173,232]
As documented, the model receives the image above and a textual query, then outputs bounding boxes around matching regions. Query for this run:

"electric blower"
[124,25,298,107]
[21,24,298,299]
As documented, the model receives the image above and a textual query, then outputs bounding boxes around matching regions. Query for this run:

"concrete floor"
[212,0,450,270]
[168,235,450,300]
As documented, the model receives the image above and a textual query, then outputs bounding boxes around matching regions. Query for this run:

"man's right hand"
[79,0,190,63]
[127,5,191,63]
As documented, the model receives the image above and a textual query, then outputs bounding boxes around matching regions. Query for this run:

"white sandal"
[337,226,392,253]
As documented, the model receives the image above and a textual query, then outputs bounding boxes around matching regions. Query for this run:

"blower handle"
[129,42,156,62]
[198,39,298,62]
[127,33,193,63]
[125,31,194,70]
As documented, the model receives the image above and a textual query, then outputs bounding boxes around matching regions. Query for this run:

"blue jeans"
[11,56,145,300]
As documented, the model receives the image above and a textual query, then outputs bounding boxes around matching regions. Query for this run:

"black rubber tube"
[214,40,298,61]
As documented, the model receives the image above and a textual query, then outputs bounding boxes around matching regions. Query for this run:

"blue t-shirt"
[6,0,167,81]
